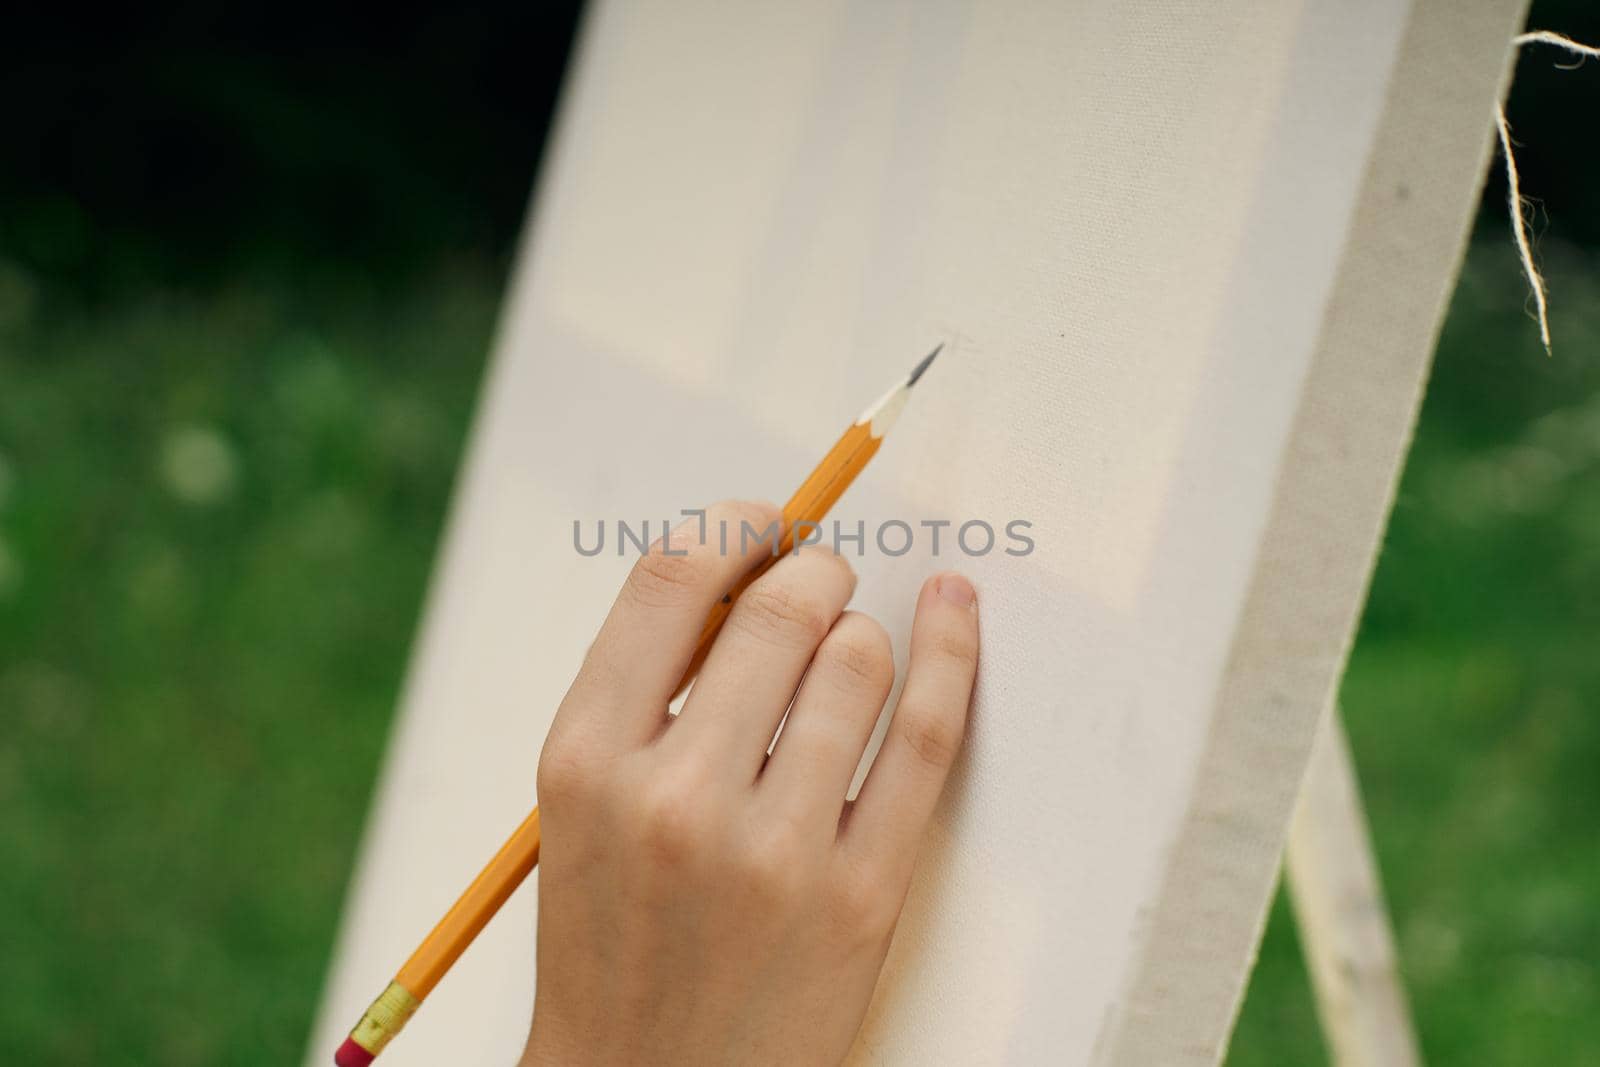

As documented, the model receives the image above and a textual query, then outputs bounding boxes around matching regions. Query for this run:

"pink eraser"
[334,1037,376,1067]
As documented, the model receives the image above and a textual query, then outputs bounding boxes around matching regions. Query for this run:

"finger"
[555,500,782,750]
[665,546,857,776]
[841,573,978,880]
[759,612,894,829]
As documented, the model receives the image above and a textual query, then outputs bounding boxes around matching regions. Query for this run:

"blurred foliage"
[1,0,1598,1064]
[0,265,498,1063]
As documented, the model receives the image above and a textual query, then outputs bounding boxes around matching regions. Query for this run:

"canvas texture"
[309,1,1526,1064]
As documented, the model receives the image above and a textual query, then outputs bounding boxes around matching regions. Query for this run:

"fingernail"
[937,573,976,608]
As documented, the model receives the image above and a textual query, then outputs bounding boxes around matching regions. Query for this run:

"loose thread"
[1513,30,1600,66]
[1494,109,1549,355]
[1497,31,1600,356]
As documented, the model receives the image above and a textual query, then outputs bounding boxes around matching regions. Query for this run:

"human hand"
[521,500,980,1067]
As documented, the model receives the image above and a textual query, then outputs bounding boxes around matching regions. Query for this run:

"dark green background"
[1,3,1596,1063]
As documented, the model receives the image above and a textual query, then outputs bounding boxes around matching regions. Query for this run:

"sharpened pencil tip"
[907,343,943,387]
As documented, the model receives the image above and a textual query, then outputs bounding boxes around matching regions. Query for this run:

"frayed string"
[1513,30,1600,67]
[1497,31,1600,355]
[1494,109,1548,354]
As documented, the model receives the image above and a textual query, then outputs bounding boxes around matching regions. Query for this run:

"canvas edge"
[1095,1,1530,1062]
[298,4,613,1063]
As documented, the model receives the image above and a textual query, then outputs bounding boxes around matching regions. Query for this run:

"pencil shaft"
[388,417,878,1011]
[396,807,542,998]
[342,354,929,1062]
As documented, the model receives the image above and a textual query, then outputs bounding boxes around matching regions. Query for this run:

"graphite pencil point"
[906,343,943,387]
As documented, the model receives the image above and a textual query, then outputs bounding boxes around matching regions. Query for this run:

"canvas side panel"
[1097,1,1529,1063]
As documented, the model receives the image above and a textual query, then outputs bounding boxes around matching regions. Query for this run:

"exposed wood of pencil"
[339,346,939,1062]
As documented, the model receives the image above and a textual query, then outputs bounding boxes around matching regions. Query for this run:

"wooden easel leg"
[1286,709,1423,1067]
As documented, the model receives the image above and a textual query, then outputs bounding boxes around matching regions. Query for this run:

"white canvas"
[309,1,1526,1063]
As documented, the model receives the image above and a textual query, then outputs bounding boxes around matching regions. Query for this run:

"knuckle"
[721,498,780,531]
[735,581,831,648]
[897,706,964,770]
[536,735,594,807]
[632,774,708,868]
[829,865,900,941]
[715,499,781,554]
[817,619,894,690]
[625,548,706,608]
[931,628,980,671]
[796,543,854,576]
[737,834,805,905]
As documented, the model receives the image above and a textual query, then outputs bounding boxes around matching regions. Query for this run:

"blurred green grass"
[0,230,1596,1065]
[0,263,497,1063]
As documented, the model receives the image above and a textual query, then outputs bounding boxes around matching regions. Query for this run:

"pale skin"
[520,500,981,1067]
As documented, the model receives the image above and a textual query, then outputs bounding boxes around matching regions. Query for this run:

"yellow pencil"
[335,344,942,1066]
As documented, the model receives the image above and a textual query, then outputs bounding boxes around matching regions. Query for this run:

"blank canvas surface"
[309,2,1524,1064]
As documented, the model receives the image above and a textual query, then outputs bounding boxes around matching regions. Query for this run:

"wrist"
[519,1008,587,1067]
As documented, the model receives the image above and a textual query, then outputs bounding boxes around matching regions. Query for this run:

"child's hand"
[522,500,980,1067]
